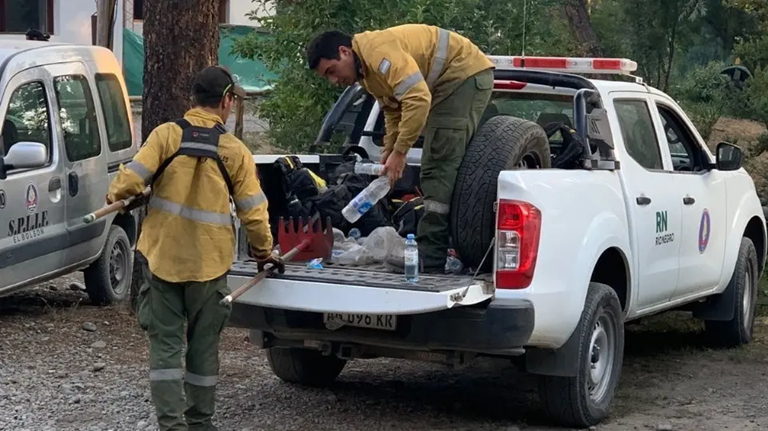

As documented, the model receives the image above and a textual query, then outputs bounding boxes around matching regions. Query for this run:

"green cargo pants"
[136,257,232,431]
[417,68,494,269]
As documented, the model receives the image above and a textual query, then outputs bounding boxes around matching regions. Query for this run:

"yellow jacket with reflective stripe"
[107,108,273,283]
[351,24,494,154]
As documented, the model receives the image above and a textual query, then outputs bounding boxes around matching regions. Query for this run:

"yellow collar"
[184,107,224,125]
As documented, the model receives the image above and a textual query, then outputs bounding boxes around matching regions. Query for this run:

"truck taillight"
[496,199,541,289]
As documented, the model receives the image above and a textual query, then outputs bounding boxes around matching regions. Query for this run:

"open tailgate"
[227,262,495,315]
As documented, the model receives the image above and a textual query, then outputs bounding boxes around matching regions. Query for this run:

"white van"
[0,39,139,305]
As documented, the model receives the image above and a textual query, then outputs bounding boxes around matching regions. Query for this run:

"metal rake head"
[277,215,334,262]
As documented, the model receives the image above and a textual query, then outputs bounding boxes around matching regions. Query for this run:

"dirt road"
[1,274,767,431]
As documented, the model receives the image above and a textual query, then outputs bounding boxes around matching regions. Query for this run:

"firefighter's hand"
[380,148,392,165]
[381,150,406,185]
[123,193,148,212]
[254,254,285,274]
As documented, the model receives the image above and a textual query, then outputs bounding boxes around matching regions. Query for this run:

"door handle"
[67,172,79,197]
[48,176,61,192]
[636,196,652,206]
[683,196,695,206]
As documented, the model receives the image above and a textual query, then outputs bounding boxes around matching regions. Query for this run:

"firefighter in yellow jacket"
[306,24,494,273]
[106,66,283,431]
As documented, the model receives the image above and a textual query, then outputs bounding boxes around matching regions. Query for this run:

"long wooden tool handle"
[219,239,309,306]
[82,187,150,224]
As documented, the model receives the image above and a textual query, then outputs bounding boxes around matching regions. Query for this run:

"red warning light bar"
[489,56,638,75]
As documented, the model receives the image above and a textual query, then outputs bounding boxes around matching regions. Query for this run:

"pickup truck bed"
[229,261,481,292]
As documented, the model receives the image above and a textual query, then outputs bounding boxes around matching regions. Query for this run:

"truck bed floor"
[228,261,486,292]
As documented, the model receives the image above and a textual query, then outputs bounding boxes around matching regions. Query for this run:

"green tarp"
[122,25,278,97]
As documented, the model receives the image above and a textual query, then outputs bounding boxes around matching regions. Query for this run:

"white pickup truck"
[226,56,766,427]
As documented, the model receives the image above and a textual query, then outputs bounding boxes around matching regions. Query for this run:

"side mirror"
[715,141,743,171]
[2,141,48,171]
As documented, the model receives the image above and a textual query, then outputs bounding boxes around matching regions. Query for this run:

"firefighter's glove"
[255,254,286,274]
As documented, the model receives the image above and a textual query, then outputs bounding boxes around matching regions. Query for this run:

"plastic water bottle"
[354,162,385,176]
[348,228,362,240]
[404,234,419,283]
[342,176,391,223]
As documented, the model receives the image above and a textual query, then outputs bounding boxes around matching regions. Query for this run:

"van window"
[1,81,52,165]
[95,74,133,152]
[54,75,102,161]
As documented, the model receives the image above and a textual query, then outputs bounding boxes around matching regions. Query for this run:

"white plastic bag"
[361,227,405,263]
[330,227,405,266]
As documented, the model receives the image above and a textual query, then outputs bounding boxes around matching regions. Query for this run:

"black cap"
[192,65,246,103]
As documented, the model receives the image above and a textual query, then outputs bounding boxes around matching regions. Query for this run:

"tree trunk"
[142,0,220,141]
[130,0,220,311]
[563,0,604,57]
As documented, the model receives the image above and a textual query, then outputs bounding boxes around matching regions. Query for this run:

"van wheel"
[703,237,758,347]
[266,347,346,387]
[84,225,133,306]
[538,282,624,427]
[450,115,551,272]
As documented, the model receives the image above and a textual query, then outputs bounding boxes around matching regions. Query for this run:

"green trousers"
[136,257,232,431]
[417,68,494,268]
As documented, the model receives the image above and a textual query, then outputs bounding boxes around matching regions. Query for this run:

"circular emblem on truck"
[0,189,5,209]
[26,183,38,214]
[698,208,710,254]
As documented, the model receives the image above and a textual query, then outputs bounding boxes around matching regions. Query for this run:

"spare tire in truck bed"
[450,115,551,272]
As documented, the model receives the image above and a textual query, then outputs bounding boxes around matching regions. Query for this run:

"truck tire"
[451,115,551,271]
[703,237,758,347]
[84,225,133,306]
[538,282,624,427]
[266,347,347,387]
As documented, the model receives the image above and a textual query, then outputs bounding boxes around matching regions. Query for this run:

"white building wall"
[228,0,274,26]
[51,0,123,66]
[0,0,124,65]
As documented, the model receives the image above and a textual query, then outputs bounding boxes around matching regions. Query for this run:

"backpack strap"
[150,119,235,196]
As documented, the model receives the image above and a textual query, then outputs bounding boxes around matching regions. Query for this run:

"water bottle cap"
[407,234,415,240]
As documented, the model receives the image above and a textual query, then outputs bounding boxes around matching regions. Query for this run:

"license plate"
[323,313,397,331]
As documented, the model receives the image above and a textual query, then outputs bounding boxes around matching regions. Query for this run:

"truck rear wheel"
[538,282,624,427]
[266,347,347,387]
[703,237,758,347]
[450,115,551,271]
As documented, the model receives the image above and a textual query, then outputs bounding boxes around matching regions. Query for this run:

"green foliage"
[230,0,768,152]
[734,35,768,73]
[745,67,768,128]
[233,0,577,151]
[671,61,730,141]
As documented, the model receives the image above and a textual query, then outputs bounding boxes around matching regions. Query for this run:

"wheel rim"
[587,312,615,402]
[742,260,753,331]
[517,152,542,169]
[109,239,130,295]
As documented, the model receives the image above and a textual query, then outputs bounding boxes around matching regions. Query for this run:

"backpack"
[390,196,424,237]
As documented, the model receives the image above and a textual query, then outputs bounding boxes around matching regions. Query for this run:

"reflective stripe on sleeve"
[425,28,450,88]
[149,196,232,226]
[424,199,450,214]
[393,71,425,100]
[235,191,267,212]
[185,371,218,387]
[125,160,154,183]
[149,368,184,381]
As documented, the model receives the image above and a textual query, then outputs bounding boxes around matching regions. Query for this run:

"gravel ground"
[1,274,767,431]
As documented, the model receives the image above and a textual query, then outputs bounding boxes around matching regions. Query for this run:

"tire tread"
[450,115,550,270]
